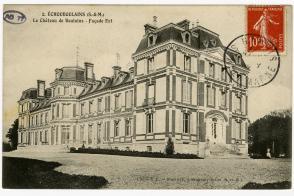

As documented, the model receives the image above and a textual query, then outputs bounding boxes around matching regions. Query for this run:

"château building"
[17,19,249,157]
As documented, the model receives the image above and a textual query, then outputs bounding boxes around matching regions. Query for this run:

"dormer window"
[148,34,157,47]
[181,31,191,45]
[210,39,217,47]
[203,40,209,48]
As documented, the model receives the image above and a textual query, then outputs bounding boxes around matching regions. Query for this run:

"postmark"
[224,34,280,88]
[247,5,284,52]
[3,10,26,24]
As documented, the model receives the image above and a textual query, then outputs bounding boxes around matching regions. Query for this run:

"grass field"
[3,151,291,189]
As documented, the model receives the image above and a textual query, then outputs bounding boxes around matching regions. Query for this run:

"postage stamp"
[247,5,284,52]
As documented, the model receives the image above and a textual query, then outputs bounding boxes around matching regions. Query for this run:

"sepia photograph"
[1,3,292,190]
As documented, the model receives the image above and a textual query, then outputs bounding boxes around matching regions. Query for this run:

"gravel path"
[3,151,291,189]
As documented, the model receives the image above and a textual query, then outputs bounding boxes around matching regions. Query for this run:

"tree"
[248,109,291,157]
[6,119,19,150]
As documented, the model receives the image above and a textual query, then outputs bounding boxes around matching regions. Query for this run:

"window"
[182,81,191,103]
[183,113,190,134]
[40,131,42,142]
[45,130,48,143]
[235,122,241,139]
[45,113,48,124]
[80,126,84,144]
[64,87,69,95]
[73,88,77,95]
[185,33,190,43]
[148,84,154,99]
[148,57,155,73]
[58,87,60,95]
[36,115,38,126]
[211,118,217,139]
[147,113,154,133]
[125,90,133,109]
[148,36,154,46]
[40,114,43,125]
[237,74,242,87]
[52,105,55,120]
[97,98,102,112]
[56,104,59,118]
[105,96,110,112]
[114,121,119,137]
[32,116,34,127]
[198,60,205,74]
[207,87,215,107]
[51,128,54,145]
[62,104,69,118]
[104,121,110,141]
[220,91,226,108]
[209,63,215,77]
[61,126,70,144]
[73,104,76,117]
[235,96,242,112]
[89,100,93,114]
[88,125,92,144]
[73,125,76,143]
[125,119,132,136]
[114,95,120,110]
[221,67,226,81]
[184,56,191,72]
[97,123,101,144]
[81,103,85,116]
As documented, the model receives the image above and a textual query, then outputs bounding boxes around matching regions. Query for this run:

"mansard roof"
[56,66,85,82]
[30,99,51,112]
[19,88,52,101]
[135,23,223,54]
[134,20,247,68]
[79,71,133,98]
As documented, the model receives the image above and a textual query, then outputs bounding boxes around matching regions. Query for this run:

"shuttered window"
[198,60,205,74]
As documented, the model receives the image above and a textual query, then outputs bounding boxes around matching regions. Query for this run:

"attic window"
[148,34,157,47]
[210,39,217,47]
[181,32,191,45]
[237,55,242,65]
[203,40,209,48]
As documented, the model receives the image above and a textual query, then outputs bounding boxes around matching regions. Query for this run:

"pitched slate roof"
[19,88,37,101]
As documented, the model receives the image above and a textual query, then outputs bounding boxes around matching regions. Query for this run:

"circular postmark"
[223,34,280,88]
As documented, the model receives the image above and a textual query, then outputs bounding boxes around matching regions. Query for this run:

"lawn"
[2,156,108,189]
[3,151,292,189]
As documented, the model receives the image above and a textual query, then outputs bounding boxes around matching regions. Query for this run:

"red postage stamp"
[247,6,284,52]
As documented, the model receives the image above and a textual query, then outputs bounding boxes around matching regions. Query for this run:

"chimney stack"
[84,62,94,80]
[129,67,134,78]
[113,66,121,78]
[37,80,45,97]
[153,16,158,27]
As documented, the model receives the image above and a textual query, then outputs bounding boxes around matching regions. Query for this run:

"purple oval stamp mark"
[3,10,26,24]
[223,34,280,88]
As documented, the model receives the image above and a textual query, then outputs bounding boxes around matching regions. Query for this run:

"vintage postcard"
[2,4,292,189]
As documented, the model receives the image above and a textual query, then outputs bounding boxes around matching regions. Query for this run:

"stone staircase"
[207,144,249,159]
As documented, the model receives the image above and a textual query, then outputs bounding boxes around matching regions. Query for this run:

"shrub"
[165,136,174,155]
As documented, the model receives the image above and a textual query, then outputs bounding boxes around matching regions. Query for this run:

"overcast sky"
[3,5,292,139]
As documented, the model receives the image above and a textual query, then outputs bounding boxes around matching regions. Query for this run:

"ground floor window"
[80,126,84,144]
[73,125,76,143]
[88,125,93,144]
[183,113,190,134]
[125,119,132,136]
[97,123,101,144]
[114,120,119,137]
[147,113,153,133]
[104,121,110,141]
[51,128,55,145]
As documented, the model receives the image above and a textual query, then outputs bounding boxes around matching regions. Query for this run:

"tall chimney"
[84,62,94,80]
[153,16,158,27]
[37,80,45,97]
